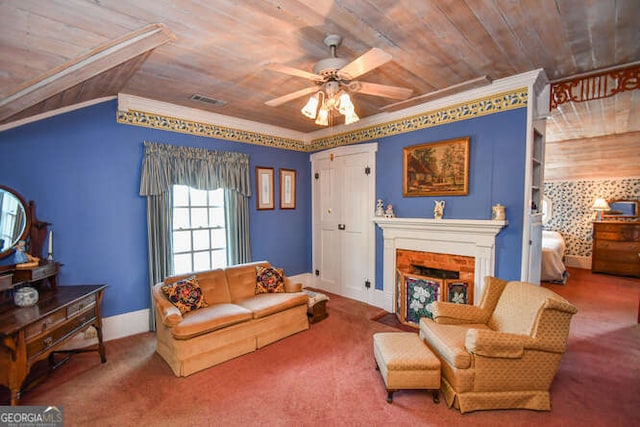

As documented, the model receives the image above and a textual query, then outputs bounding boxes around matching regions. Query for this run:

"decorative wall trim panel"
[117,110,306,151]
[117,87,528,152]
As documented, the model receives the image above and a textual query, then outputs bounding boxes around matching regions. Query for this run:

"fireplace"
[396,249,475,327]
[374,217,507,312]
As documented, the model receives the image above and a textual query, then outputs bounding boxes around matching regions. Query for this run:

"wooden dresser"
[592,221,640,277]
[0,284,107,405]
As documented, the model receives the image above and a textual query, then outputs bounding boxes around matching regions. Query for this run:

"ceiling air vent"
[190,94,227,107]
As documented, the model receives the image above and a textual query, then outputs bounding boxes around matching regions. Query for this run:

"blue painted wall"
[372,108,528,289]
[0,100,311,318]
[1,99,527,320]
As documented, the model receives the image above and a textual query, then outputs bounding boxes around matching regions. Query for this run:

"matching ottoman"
[373,332,441,403]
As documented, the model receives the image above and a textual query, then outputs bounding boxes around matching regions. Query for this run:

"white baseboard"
[289,272,314,288]
[60,308,150,350]
[565,255,591,269]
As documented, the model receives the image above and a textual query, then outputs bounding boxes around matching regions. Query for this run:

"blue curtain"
[139,141,252,330]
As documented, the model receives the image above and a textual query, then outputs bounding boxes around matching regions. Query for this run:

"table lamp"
[592,198,610,221]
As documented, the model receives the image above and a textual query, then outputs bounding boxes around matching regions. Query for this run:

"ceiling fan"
[264,34,412,125]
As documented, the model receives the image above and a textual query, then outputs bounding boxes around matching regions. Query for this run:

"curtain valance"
[139,141,251,196]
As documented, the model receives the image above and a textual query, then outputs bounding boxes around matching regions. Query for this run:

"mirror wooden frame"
[603,199,639,219]
[0,185,31,260]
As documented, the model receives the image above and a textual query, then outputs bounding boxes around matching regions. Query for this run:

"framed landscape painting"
[403,137,470,196]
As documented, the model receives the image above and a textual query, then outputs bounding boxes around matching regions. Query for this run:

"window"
[172,185,227,275]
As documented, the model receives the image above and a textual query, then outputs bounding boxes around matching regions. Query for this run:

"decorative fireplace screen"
[396,269,472,328]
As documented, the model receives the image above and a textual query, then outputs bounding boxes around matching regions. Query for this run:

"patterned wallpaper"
[544,178,640,257]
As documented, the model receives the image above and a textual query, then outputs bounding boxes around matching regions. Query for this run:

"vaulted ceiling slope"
[1,1,639,142]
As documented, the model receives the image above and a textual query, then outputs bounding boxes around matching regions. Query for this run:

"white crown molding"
[118,93,309,143]
[0,96,117,133]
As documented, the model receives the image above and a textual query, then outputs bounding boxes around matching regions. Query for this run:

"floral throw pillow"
[255,266,285,294]
[161,275,208,314]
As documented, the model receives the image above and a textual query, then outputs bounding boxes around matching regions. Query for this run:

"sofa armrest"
[432,301,489,325]
[284,277,302,293]
[465,328,535,358]
[152,283,183,327]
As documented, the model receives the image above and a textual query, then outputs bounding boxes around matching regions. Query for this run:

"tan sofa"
[152,261,309,376]
[420,277,578,413]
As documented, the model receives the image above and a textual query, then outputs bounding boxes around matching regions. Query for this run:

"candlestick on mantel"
[47,230,54,262]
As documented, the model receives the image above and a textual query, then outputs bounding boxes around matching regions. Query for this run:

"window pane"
[173,185,189,206]
[173,208,190,229]
[190,188,208,206]
[212,249,227,268]
[210,207,225,227]
[210,188,224,206]
[173,253,192,275]
[191,207,208,228]
[173,230,191,252]
[192,229,210,251]
[193,251,210,271]
[211,228,226,249]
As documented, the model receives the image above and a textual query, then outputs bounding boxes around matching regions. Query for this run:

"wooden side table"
[0,284,107,405]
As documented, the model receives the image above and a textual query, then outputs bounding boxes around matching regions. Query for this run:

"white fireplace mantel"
[373,217,507,310]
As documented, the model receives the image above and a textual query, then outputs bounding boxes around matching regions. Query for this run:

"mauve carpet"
[3,268,639,426]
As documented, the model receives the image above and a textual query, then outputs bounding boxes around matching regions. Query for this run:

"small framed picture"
[256,167,274,210]
[280,169,296,209]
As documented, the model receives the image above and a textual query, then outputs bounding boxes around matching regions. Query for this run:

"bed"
[541,230,567,283]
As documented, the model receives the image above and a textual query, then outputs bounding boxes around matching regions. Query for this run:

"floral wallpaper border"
[116,87,528,152]
[544,178,640,257]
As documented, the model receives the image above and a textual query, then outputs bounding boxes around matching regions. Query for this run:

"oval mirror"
[0,185,31,259]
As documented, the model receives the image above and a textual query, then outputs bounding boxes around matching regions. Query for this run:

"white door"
[339,153,372,301]
[311,143,377,304]
[314,156,341,294]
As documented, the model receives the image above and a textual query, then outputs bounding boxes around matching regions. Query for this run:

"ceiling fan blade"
[337,48,392,80]
[264,63,323,82]
[351,81,413,100]
[265,86,318,107]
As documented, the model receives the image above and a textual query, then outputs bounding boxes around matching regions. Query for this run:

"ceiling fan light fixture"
[338,92,354,115]
[301,93,319,119]
[315,104,329,126]
[344,109,359,125]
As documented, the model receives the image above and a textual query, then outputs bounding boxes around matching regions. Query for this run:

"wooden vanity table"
[0,284,107,405]
[0,185,107,405]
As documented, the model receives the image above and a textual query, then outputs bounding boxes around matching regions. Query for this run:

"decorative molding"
[0,96,117,132]
[550,63,640,109]
[117,87,528,152]
[117,109,307,151]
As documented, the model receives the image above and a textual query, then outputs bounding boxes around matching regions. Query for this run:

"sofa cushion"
[420,318,490,369]
[161,275,208,315]
[226,261,271,301]
[171,303,253,340]
[255,266,285,294]
[165,269,231,305]
[234,292,309,319]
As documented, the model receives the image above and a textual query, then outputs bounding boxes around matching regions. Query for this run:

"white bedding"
[541,230,567,282]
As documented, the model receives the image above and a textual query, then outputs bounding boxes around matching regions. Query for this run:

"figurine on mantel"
[375,199,385,217]
[384,204,396,218]
[434,200,445,219]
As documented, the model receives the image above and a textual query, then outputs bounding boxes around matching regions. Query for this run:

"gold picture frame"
[256,166,274,210]
[279,168,296,209]
[403,136,470,196]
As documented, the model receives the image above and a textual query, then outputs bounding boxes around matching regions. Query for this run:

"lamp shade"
[592,198,610,211]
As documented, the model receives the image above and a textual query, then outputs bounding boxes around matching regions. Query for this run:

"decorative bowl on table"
[14,286,39,307]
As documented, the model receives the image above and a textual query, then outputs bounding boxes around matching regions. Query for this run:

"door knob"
[338,224,346,230]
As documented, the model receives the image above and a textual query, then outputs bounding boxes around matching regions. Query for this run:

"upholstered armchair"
[419,277,578,413]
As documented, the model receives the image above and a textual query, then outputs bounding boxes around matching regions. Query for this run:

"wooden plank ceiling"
[1,1,639,177]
